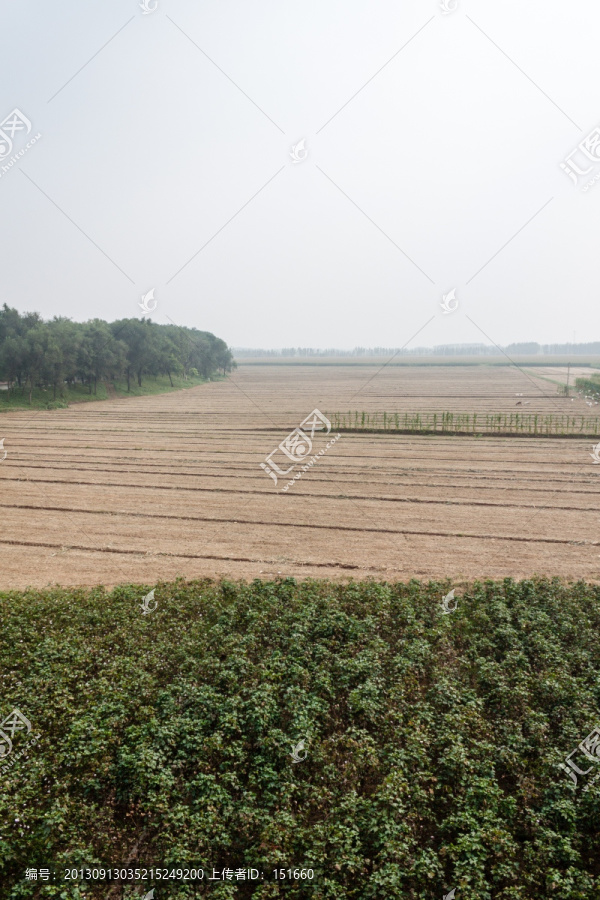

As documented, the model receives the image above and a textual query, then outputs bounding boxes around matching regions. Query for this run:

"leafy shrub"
[0,578,599,898]
[575,377,600,398]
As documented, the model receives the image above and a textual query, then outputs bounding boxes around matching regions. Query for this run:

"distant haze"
[234,342,600,358]
[1,0,599,351]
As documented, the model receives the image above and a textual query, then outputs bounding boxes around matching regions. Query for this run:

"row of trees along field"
[0,304,235,401]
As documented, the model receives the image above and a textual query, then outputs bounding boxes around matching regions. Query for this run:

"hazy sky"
[1,0,599,350]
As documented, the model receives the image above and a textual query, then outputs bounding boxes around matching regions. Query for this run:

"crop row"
[327,410,600,436]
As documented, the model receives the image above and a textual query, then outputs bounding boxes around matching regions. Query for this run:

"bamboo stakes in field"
[325,409,600,437]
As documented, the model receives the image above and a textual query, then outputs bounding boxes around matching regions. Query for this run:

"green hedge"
[575,376,600,396]
[1,578,599,899]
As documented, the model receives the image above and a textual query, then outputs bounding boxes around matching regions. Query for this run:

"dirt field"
[0,364,598,589]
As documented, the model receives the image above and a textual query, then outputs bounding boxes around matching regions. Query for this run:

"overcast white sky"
[1,0,599,350]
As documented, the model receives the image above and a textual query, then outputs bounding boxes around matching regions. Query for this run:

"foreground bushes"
[0,578,599,899]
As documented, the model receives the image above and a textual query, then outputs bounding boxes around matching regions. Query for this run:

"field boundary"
[329,426,600,438]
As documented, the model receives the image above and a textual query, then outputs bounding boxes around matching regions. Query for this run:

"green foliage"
[109,372,209,400]
[575,377,600,398]
[0,305,235,404]
[0,374,208,411]
[0,578,599,898]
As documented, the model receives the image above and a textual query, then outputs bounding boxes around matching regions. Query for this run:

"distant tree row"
[235,342,600,358]
[0,305,235,402]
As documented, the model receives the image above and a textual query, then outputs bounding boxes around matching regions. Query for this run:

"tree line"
[235,342,600,357]
[0,304,235,402]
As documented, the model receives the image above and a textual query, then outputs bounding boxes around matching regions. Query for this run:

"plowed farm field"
[0,364,599,589]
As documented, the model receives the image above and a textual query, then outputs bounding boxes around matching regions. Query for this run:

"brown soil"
[0,365,598,589]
